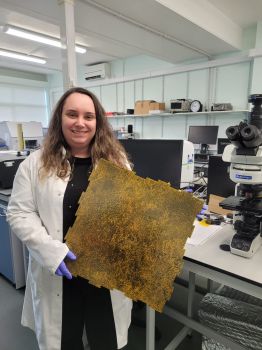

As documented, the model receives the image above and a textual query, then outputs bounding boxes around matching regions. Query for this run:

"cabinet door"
[0,205,14,283]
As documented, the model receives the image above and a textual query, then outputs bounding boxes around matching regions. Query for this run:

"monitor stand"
[195,144,209,163]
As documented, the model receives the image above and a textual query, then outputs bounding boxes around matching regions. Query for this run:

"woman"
[7,87,132,350]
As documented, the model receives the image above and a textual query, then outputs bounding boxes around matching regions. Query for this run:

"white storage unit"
[0,197,25,289]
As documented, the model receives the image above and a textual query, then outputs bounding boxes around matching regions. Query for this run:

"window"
[0,84,48,127]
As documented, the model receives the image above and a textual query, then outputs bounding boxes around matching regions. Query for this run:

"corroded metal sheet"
[65,159,202,312]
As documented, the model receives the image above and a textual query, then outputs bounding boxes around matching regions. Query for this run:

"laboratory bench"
[146,225,262,350]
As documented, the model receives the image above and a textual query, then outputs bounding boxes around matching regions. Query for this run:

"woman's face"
[61,92,97,157]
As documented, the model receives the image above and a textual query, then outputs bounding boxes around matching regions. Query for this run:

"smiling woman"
[61,93,97,158]
[6,87,132,350]
[39,87,129,179]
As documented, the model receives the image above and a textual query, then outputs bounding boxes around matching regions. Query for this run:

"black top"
[63,157,92,239]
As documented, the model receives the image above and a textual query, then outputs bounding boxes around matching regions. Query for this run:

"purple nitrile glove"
[197,203,208,220]
[185,187,193,193]
[55,250,77,280]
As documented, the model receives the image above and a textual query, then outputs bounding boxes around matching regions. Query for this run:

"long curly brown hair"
[40,87,130,179]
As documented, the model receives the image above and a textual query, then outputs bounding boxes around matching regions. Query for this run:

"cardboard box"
[134,100,165,115]
[135,100,154,115]
[208,194,233,215]
[149,102,165,112]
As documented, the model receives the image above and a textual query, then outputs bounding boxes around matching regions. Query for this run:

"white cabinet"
[0,200,25,288]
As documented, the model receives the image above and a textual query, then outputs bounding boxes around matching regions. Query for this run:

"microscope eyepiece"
[240,125,262,148]
[226,123,248,148]
[226,126,240,140]
[225,94,262,149]
[241,125,257,140]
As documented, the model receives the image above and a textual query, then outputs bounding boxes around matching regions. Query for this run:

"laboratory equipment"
[170,99,192,113]
[0,153,26,189]
[0,121,43,150]
[220,94,262,258]
[120,139,194,189]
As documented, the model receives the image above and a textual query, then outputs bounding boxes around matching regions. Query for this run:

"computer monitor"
[188,125,219,154]
[217,138,231,155]
[207,155,235,203]
[119,139,185,188]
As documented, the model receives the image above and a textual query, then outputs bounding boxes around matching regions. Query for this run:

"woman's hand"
[55,250,76,279]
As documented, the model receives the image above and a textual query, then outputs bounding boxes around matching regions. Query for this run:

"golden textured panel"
[65,159,202,312]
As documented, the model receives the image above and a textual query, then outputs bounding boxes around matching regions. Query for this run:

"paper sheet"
[186,221,223,246]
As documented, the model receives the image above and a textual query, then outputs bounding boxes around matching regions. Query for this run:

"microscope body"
[222,145,262,257]
[220,94,262,258]
[223,144,262,185]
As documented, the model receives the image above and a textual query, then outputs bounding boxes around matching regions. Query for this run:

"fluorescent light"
[6,27,61,47]
[4,25,87,54]
[75,46,87,54]
[0,49,46,64]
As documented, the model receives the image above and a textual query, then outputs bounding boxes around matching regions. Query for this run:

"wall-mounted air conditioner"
[84,63,111,80]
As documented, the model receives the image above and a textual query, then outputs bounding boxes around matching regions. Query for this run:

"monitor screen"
[207,155,235,203]
[217,138,231,154]
[119,139,183,188]
[188,126,219,145]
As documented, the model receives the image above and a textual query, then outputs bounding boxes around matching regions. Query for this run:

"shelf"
[106,110,249,118]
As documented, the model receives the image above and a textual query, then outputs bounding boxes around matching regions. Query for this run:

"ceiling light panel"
[6,27,61,47]
[4,25,86,54]
[0,49,46,64]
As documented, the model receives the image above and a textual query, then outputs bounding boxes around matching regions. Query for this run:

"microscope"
[220,94,262,258]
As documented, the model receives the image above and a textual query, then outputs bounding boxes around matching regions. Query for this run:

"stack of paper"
[186,221,223,246]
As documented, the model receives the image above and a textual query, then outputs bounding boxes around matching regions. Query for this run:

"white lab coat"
[6,150,132,350]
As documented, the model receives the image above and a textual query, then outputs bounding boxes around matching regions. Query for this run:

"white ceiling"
[0,0,261,75]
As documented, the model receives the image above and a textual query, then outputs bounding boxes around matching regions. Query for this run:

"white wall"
[0,55,252,143]
[47,55,252,143]
[71,57,252,142]
[82,59,251,112]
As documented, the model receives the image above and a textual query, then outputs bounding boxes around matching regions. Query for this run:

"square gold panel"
[65,159,202,312]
